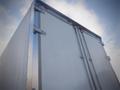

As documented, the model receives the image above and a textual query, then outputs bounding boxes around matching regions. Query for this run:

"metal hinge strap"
[33,27,46,35]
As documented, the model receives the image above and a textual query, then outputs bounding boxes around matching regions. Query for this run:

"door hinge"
[33,27,46,35]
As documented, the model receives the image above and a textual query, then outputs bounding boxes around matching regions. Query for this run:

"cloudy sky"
[0,0,120,80]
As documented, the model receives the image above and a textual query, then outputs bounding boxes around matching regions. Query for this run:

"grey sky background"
[0,0,120,81]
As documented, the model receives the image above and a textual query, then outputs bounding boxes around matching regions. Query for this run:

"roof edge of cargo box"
[35,0,102,40]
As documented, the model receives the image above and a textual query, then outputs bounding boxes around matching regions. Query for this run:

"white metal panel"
[83,32,120,90]
[0,5,33,90]
[40,12,91,90]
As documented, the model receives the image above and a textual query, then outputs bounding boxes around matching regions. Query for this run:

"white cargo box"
[0,0,119,90]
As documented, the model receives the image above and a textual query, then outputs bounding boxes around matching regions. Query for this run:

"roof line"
[36,0,101,39]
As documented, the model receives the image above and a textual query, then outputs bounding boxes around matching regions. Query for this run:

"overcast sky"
[0,0,120,80]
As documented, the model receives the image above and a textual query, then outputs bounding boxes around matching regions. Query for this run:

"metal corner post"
[27,0,43,90]
[27,2,35,90]
[33,1,42,90]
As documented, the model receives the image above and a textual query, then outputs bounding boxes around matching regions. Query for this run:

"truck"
[0,0,120,90]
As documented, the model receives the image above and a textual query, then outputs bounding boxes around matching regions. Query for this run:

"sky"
[0,0,120,80]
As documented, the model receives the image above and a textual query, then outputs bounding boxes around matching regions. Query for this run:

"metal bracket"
[34,1,46,14]
[33,29,46,35]
[33,27,46,35]
[34,6,45,14]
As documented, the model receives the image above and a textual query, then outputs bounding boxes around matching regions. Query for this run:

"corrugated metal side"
[40,10,91,90]
[83,31,120,90]
[0,4,33,90]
